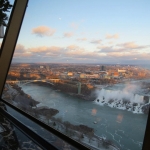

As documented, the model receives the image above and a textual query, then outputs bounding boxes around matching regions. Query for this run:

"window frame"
[0,0,150,149]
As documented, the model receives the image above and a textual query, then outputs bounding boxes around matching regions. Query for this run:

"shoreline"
[28,81,97,101]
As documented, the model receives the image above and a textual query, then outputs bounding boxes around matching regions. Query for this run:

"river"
[21,83,148,150]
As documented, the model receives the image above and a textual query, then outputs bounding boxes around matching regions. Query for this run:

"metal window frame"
[0,105,58,150]
[0,0,150,150]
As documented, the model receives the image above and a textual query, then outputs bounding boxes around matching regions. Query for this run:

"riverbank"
[45,117,119,150]
[3,84,59,118]
[29,81,97,101]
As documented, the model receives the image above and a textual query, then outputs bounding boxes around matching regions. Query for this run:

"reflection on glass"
[5,105,77,150]
[0,0,14,47]
[2,0,150,150]
[0,114,42,149]
[116,114,123,123]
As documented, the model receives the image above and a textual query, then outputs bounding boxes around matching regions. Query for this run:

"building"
[40,65,44,69]
[67,72,73,76]
[46,66,50,71]
[100,65,106,71]
[113,72,119,78]
[118,69,126,73]
[86,74,99,78]
[80,73,87,78]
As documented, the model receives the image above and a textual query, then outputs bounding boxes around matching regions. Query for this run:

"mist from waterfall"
[96,88,144,104]
[96,83,144,104]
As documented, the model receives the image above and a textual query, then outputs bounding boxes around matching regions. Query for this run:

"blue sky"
[4,0,150,64]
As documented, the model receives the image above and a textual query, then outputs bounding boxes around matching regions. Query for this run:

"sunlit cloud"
[90,39,102,44]
[14,44,29,58]
[30,46,62,53]
[32,26,56,37]
[107,52,150,62]
[106,34,119,39]
[98,42,150,53]
[98,46,115,52]
[76,38,87,41]
[67,45,78,50]
[63,32,74,38]
[14,44,27,57]
[12,43,150,64]
[108,41,113,44]
[15,44,26,53]
[117,42,149,50]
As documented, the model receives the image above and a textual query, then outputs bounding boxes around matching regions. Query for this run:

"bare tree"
[86,132,94,143]
[0,0,13,26]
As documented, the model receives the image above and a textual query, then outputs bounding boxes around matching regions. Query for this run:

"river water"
[21,83,148,150]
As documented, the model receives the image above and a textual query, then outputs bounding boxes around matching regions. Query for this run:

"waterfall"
[95,88,147,114]
[96,89,143,103]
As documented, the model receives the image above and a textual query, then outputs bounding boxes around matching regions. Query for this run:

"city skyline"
[1,0,150,64]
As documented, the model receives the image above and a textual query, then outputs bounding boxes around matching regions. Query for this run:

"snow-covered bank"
[94,88,150,114]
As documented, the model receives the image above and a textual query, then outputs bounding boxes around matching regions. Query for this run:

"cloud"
[14,44,33,58]
[90,39,102,44]
[32,26,56,37]
[106,34,119,39]
[117,42,149,50]
[12,42,150,64]
[15,44,26,53]
[98,42,150,53]
[67,45,78,50]
[13,44,106,62]
[96,41,150,63]
[76,38,87,41]
[98,46,117,52]
[64,32,74,38]
[30,46,61,53]
[107,52,148,62]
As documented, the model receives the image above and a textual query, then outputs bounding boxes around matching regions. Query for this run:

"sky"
[2,0,150,64]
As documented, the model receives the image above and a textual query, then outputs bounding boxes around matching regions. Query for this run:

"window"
[0,0,14,49]
[0,0,150,150]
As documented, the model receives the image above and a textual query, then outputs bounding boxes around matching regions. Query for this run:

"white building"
[118,69,126,73]
[40,66,44,69]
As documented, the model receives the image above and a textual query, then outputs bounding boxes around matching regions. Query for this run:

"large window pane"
[0,113,42,150]
[2,0,150,150]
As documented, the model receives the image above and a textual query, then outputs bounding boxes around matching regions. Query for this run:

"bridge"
[6,79,82,94]
[6,79,58,86]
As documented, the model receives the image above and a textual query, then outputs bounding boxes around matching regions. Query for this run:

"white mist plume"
[96,83,144,104]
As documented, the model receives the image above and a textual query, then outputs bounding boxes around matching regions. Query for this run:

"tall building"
[46,66,50,71]
[100,65,106,71]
